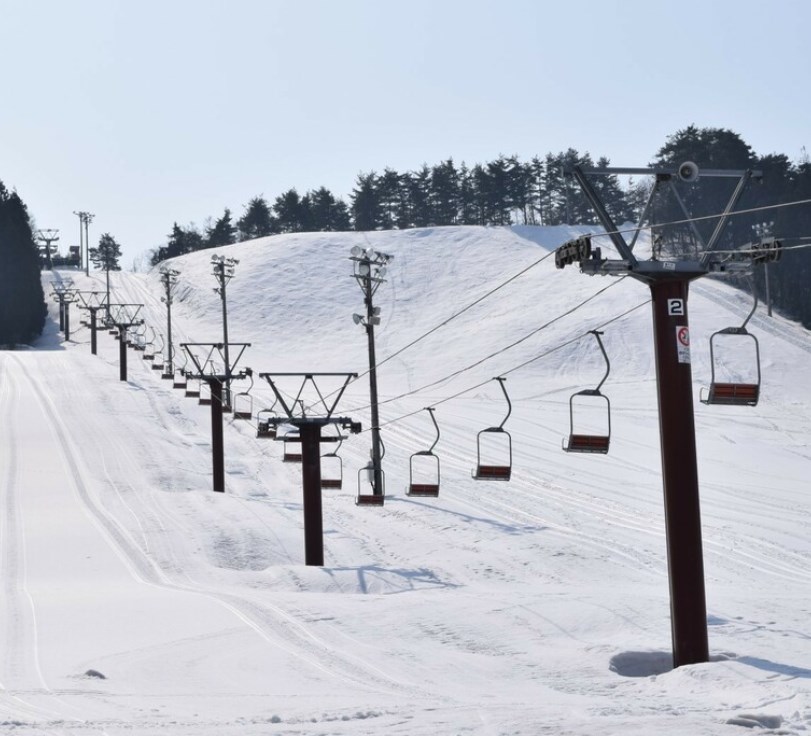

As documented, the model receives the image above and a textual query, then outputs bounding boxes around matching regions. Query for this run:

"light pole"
[73,211,94,275]
[211,256,238,410]
[160,267,180,376]
[350,245,393,504]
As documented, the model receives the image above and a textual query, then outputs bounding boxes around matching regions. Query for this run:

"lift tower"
[51,281,79,339]
[259,372,361,566]
[556,162,780,668]
[107,303,144,381]
[76,291,109,355]
[35,229,60,270]
[182,342,251,494]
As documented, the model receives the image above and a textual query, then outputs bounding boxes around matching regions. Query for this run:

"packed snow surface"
[2,225,810,735]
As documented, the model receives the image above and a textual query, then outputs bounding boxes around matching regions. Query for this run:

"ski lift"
[357,436,386,505]
[232,370,254,420]
[152,333,166,371]
[563,330,611,454]
[282,427,302,463]
[700,290,761,407]
[256,403,279,439]
[199,381,212,406]
[320,431,344,489]
[406,407,440,497]
[184,374,201,399]
[142,327,156,361]
[472,377,512,480]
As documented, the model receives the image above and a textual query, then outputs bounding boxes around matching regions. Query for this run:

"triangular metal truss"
[181,342,250,380]
[108,303,144,326]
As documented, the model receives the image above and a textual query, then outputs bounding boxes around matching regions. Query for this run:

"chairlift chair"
[700,290,761,407]
[199,381,212,406]
[173,368,187,389]
[320,432,344,489]
[407,407,441,497]
[357,438,386,505]
[563,331,611,454]
[142,327,156,361]
[472,377,512,481]
[282,429,302,463]
[184,375,200,398]
[256,406,278,439]
[232,371,254,420]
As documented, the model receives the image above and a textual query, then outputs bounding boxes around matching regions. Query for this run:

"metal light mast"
[160,267,180,376]
[73,211,94,275]
[211,256,238,410]
[350,245,393,504]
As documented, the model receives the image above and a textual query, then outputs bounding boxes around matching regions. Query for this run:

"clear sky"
[2,0,808,268]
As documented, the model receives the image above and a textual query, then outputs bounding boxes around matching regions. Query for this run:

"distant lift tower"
[555,161,780,668]
[35,229,60,270]
[50,281,79,339]
[182,342,251,494]
[76,290,109,355]
[107,303,144,381]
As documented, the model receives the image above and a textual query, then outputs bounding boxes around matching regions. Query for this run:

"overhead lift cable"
[373,299,649,432]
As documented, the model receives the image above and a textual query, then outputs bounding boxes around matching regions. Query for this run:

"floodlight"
[370,316,381,325]
[377,267,387,277]
[351,245,363,257]
[352,314,363,325]
[365,248,375,258]
[359,264,370,276]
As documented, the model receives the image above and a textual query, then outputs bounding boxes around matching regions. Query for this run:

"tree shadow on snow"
[323,564,460,595]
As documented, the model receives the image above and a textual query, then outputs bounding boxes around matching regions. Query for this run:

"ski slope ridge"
[1,224,809,735]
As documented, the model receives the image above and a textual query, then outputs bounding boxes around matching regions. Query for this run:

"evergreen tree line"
[151,126,811,326]
[0,180,46,346]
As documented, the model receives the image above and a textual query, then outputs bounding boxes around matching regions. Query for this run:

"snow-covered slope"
[2,225,810,735]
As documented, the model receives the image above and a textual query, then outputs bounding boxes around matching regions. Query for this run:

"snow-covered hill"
[2,225,810,735]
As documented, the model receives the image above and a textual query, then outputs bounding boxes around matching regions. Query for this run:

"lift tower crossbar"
[258,372,361,566]
[182,342,251,494]
[557,163,768,668]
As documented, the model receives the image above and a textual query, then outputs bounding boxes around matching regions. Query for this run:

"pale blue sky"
[1,0,808,266]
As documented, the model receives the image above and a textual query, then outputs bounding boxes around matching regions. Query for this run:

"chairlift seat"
[321,478,342,489]
[564,433,610,454]
[185,385,200,398]
[407,483,439,497]
[256,421,277,439]
[703,382,759,406]
[199,395,212,406]
[356,494,385,506]
[473,464,511,481]
[151,361,163,370]
[282,435,301,462]
[233,409,252,419]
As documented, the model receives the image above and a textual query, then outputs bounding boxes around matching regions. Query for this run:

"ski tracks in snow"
[12,354,435,711]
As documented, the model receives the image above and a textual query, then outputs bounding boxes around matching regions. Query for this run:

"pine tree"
[0,181,46,346]
[205,208,237,247]
[308,187,351,231]
[351,172,382,231]
[273,189,304,233]
[90,233,122,271]
[430,159,460,226]
[236,197,277,241]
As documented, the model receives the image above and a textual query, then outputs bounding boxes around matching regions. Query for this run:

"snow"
[2,224,810,735]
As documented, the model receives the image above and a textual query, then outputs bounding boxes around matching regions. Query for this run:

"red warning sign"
[676,326,690,363]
